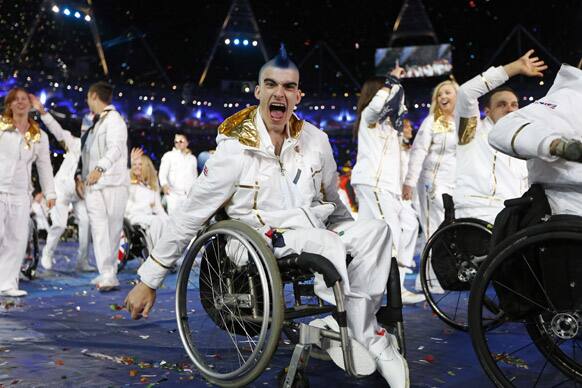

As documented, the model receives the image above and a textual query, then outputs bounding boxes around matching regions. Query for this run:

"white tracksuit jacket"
[489,64,582,215]
[159,148,197,215]
[454,66,528,223]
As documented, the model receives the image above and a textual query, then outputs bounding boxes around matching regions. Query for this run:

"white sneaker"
[97,276,120,292]
[76,260,96,273]
[0,289,28,297]
[309,316,376,376]
[40,255,53,270]
[371,333,409,388]
[90,275,102,285]
[401,289,425,305]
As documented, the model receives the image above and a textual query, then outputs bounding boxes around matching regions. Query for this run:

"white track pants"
[417,183,452,240]
[43,199,91,263]
[85,186,128,278]
[0,193,31,291]
[128,213,169,249]
[273,219,392,349]
[165,193,188,217]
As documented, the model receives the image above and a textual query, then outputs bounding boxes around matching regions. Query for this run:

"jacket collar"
[0,115,41,150]
[217,106,304,150]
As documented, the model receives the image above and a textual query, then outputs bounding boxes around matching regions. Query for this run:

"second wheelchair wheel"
[175,220,284,387]
[420,220,493,330]
[469,225,582,387]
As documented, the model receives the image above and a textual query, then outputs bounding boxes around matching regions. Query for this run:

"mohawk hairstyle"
[258,43,299,82]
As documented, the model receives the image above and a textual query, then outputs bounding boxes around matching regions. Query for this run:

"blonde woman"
[403,80,458,239]
[126,148,168,247]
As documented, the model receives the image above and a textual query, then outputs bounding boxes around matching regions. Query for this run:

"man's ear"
[254,84,261,100]
[296,89,302,105]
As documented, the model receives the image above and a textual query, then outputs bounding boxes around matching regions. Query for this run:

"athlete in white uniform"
[453,50,545,223]
[126,48,409,388]
[0,88,55,297]
[490,63,582,215]
[159,133,197,216]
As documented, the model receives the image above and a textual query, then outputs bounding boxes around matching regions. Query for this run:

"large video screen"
[375,44,452,78]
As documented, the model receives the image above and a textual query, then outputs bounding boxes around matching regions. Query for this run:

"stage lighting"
[146,105,153,116]
[51,5,59,13]
[63,8,71,16]
[84,15,91,22]
[252,40,258,46]
[243,39,249,46]
[224,38,231,45]
[39,91,47,105]
[74,11,81,18]
[233,38,240,45]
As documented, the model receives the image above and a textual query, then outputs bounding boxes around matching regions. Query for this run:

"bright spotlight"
[63,8,71,16]
[233,38,240,45]
[74,11,81,18]
[51,5,59,13]
[146,105,153,116]
[39,91,47,105]
[252,40,258,46]
[224,38,231,45]
[243,39,249,46]
[84,14,91,22]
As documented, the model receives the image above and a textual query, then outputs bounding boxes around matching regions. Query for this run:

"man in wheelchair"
[125,45,409,387]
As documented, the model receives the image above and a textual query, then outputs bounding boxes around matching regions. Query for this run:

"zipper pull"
[278,159,285,175]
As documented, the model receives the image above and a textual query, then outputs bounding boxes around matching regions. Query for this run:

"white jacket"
[139,106,352,288]
[159,149,198,196]
[80,105,130,190]
[454,66,528,212]
[0,118,55,200]
[490,64,582,215]
[40,113,82,203]
[351,88,403,194]
[125,182,166,224]
[404,114,456,190]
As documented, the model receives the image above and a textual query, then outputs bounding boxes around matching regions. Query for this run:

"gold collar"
[0,116,41,150]
[218,106,304,148]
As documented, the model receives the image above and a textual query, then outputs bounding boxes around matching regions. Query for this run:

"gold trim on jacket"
[0,116,41,150]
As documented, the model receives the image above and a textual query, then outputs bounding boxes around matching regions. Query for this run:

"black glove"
[552,139,582,162]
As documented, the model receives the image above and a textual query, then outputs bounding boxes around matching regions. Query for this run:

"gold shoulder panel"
[458,116,478,145]
[0,116,14,131]
[289,113,304,139]
[432,115,453,134]
[218,106,260,148]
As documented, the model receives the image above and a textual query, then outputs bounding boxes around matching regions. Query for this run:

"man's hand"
[47,199,56,209]
[504,49,547,78]
[402,184,414,201]
[28,94,46,115]
[390,65,406,79]
[550,138,582,162]
[162,184,170,195]
[130,147,144,165]
[75,177,85,200]
[125,282,157,320]
[86,169,103,186]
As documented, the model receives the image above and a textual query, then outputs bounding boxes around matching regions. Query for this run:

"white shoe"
[401,289,425,305]
[40,255,53,270]
[90,275,102,285]
[97,276,120,292]
[371,333,409,388]
[0,289,28,297]
[76,260,96,273]
[309,316,376,376]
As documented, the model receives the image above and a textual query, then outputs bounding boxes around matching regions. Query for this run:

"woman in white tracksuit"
[351,71,425,304]
[403,80,458,239]
[125,150,168,248]
[0,88,56,296]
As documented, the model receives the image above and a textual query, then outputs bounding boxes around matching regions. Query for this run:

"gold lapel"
[0,116,41,150]
[432,116,454,134]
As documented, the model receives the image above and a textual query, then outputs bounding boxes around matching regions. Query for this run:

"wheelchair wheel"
[21,218,39,280]
[420,219,493,330]
[469,224,582,387]
[117,220,132,272]
[176,220,284,387]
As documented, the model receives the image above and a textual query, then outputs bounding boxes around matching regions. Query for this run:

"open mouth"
[269,102,286,121]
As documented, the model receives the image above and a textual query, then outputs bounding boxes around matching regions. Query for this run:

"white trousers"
[417,183,452,240]
[165,193,188,217]
[43,199,91,263]
[273,219,392,349]
[85,186,129,278]
[128,213,169,249]
[398,200,419,272]
[455,205,499,225]
[0,193,31,291]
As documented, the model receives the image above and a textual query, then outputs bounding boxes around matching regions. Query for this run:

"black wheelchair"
[117,218,150,272]
[469,214,582,387]
[21,216,40,280]
[174,219,406,387]
[419,194,494,330]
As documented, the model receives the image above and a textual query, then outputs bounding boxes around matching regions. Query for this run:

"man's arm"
[96,113,127,172]
[40,112,78,153]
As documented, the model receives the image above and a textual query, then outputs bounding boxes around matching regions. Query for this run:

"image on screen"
[375,44,453,79]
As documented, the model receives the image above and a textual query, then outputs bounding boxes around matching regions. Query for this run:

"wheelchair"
[174,219,406,387]
[469,214,582,387]
[419,194,494,330]
[117,218,150,272]
[21,216,40,280]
